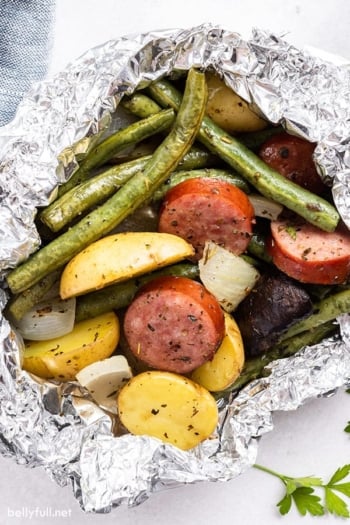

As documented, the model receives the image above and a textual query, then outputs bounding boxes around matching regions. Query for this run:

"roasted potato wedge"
[23,311,119,381]
[191,312,245,392]
[60,232,194,299]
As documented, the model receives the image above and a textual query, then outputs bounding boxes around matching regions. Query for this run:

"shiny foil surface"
[0,24,349,513]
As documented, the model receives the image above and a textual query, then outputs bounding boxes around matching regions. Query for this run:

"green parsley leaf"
[292,487,324,516]
[254,462,350,518]
[325,488,350,517]
[329,464,350,485]
[330,482,350,498]
[277,493,292,515]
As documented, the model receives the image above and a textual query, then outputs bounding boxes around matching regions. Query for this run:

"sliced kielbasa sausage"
[158,177,254,260]
[123,275,225,374]
[268,218,350,284]
[258,132,326,195]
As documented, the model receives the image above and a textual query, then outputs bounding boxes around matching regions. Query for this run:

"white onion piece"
[76,355,132,414]
[14,296,76,341]
[249,193,283,220]
[199,241,260,312]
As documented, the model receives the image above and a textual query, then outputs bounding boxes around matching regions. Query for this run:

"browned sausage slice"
[268,219,350,284]
[258,132,326,194]
[158,177,254,260]
[123,275,225,374]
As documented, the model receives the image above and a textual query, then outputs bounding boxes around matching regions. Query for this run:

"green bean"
[223,286,350,395]
[199,123,339,232]
[121,93,162,118]
[41,145,219,233]
[75,262,199,322]
[152,168,251,202]
[147,79,182,110]
[121,90,221,168]
[5,270,62,322]
[304,284,335,302]
[215,320,338,397]
[279,287,350,341]
[213,284,349,397]
[236,126,284,151]
[7,68,207,294]
[41,156,152,232]
[147,79,340,232]
[272,321,338,355]
[57,108,175,197]
[176,145,219,170]
[240,254,261,267]
[247,232,272,263]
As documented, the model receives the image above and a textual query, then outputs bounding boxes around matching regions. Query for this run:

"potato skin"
[117,371,218,450]
[205,72,267,133]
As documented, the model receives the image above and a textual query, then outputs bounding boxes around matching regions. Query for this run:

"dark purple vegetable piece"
[235,271,313,357]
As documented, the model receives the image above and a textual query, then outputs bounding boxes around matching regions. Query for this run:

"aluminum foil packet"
[0,24,350,513]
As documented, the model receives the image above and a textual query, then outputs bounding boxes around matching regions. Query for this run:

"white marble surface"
[1,1,350,523]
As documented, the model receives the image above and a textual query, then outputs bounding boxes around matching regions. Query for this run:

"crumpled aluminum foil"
[0,24,350,513]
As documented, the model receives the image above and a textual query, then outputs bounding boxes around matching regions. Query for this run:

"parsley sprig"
[254,463,350,518]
